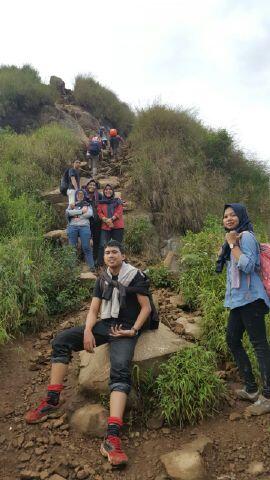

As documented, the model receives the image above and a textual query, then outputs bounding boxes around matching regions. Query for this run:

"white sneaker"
[245,394,270,416]
[234,388,259,402]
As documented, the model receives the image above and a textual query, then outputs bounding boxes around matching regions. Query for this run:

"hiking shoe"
[245,395,270,416]
[235,388,259,402]
[100,435,128,467]
[25,398,59,424]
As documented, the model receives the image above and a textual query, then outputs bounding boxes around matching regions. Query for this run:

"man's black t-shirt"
[68,168,80,190]
[93,271,145,327]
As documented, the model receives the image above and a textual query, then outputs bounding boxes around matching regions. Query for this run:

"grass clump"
[74,75,135,135]
[156,346,226,426]
[147,264,174,289]
[124,216,157,255]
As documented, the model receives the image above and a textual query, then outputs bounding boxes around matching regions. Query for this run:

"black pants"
[97,228,124,266]
[90,218,101,263]
[51,320,137,394]
[226,299,270,397]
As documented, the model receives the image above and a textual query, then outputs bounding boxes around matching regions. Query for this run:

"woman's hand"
[82,206,88,214]
[225,231,239,245]
[83,329,96,352]
[90,239,93,247]
[110,325,136,337]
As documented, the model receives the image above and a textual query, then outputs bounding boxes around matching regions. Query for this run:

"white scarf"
[101,262,138,319]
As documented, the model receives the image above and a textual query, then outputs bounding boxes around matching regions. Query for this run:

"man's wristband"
[131,327,139,336]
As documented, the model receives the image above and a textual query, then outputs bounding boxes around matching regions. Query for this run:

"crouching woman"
[218,203,270,415]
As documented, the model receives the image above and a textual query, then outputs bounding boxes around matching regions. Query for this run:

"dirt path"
[2,303,270,480]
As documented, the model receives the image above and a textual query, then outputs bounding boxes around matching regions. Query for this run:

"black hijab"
[216,203,253,272]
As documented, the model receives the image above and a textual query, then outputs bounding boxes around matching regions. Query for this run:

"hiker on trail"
[98,126,108,149]
[87,135,102,176]
[217,203,270,415]
[66,159,81,205]
[25,240,152,467]
[109,129,123,158]
[66,189,95,271]
[82,179,102,265]
[97,184,124,266]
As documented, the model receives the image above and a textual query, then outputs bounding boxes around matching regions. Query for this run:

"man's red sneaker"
[25,398,59,424]
[100,435,128,467]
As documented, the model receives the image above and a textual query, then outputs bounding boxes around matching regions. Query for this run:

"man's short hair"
[105,240,125,254]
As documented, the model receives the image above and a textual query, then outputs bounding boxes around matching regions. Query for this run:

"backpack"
[60,168,70,196]
[259,244,270,296]
[89,137,101,155]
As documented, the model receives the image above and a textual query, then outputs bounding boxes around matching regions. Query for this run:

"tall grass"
[128,105,270,235]
[0,124,83,195]
[74,75,135,135]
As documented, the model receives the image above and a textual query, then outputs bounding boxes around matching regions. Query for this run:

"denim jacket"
[224,231,270,309]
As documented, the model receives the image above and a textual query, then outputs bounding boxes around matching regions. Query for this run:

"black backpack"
[60,168,70,196]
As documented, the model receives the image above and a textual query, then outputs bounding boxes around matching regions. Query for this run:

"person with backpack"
[24,240,152,467]
[97,184,124,265]
[87,135,102,176]
[66,189,95,271]
[82,179,102,265]
[217,203,270,415]
[109,129,123,158]
[62,159,81,205]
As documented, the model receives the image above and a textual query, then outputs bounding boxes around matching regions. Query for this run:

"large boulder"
[175,315,202,340]
[78,323,191,394]
[50,76,66,96]
[62,105,99,136]
[70,403,108,438]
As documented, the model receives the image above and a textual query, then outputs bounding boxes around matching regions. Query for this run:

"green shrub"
[124,216,157,255]
[147,264,174,289]
[0,64,53,131]
[74,75,135,135]
[128,104,270,235]
[40,245,91,315]
[156,346,226,425]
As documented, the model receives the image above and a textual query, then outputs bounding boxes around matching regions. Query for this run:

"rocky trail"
[2,143,270,480]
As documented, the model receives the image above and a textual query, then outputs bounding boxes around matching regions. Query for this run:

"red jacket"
[97,203,124,230]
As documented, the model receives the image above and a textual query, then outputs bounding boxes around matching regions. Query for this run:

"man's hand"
[225,231,239,245]
[83,329,96,352]
[110,325,136,338]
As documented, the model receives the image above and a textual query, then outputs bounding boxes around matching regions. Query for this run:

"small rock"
[35,446,47,455]
[147,412,164,430]
[0,434,6,444]
[70,404,108,438]
[229,412,242,421]
[40,471,50,480]
[247,461,265,475]
[161,428,170,434]
[161,449,207,480]
[20,470,40,479]
[76,470,89,479]
[19,453,32,462]
[49,475,67,480]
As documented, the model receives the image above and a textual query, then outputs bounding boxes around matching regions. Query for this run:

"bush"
[128,104,270,235]
[74,75,135,135]
[124,216,157,255]
[156,346,226,426]
[0,64,53,131]
[147,264,174,289]
[40,245,91,315]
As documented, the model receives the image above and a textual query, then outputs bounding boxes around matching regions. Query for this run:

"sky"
[1,0,270,163]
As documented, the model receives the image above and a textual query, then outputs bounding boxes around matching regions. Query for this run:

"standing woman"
[66,189,95,271]
[218,203,270,415]
[83,179,102,265]
[97,184,124,265]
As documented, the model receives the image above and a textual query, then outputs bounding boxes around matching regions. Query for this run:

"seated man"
[25,240,152,467]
